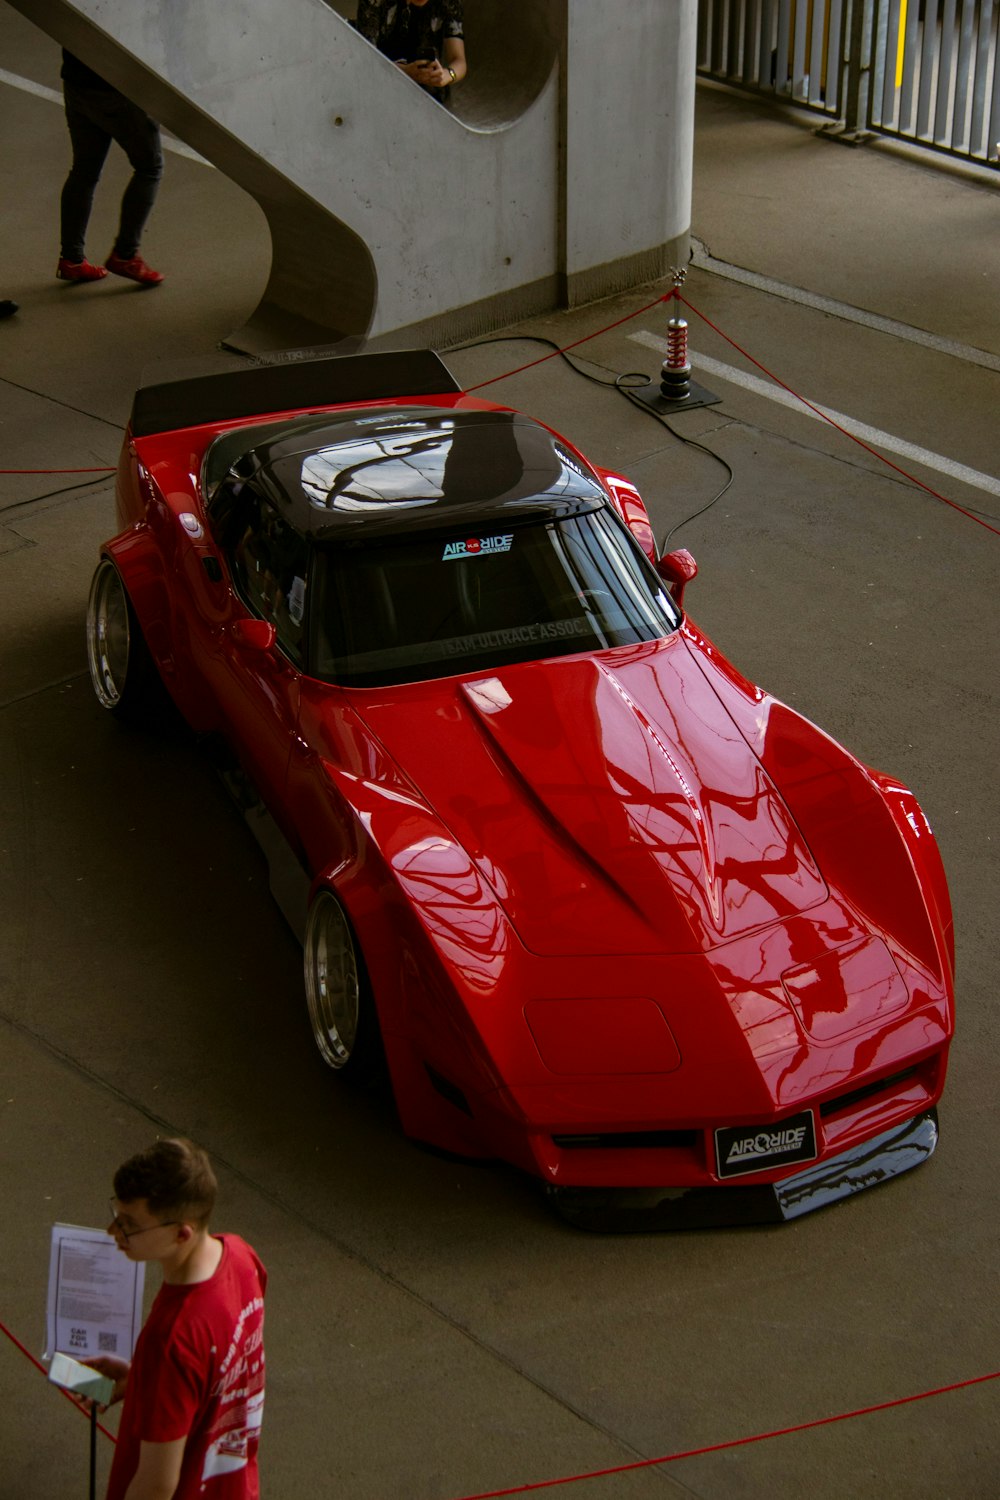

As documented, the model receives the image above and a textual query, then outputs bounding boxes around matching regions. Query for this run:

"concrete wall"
[12,0,696,351]
[561,0,697,303]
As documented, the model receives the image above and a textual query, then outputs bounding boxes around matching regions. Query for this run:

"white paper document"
[48,1350,116,1406]
[45,1224,145,1363]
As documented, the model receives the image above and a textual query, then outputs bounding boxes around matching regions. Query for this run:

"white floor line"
[629,330,1000,499]
[0,67,211,165]
[690,237,1000,376]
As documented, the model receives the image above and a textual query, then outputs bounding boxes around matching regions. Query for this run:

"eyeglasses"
[108,1199,179,1240]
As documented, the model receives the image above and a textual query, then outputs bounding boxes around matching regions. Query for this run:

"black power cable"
[445,334,734,551]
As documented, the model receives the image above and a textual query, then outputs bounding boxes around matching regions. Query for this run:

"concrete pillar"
[11,0,696,351]
[559,0,695,304]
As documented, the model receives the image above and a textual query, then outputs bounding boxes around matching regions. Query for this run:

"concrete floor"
[2,11,999,1499]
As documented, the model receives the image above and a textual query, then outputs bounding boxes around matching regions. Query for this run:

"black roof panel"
[244,407,608,541]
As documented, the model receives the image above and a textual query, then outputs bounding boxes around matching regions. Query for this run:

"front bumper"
[548,1109,938,1232]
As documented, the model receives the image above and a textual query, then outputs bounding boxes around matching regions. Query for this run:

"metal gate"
[696,0,1000,165]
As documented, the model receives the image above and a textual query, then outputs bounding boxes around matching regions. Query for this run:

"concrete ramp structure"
[13,0,697,351]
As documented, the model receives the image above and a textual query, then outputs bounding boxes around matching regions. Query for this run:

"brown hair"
[113,1138,217,1227]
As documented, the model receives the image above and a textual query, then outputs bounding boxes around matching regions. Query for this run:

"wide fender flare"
[686,626,955,989]
[308,764,513,1094]
[863,768,955,982]
[101,528,175,677]
[102,528,223,730]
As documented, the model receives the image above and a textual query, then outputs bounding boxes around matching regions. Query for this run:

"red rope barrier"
[463,284,998,538]
[449,1369,1000,1500]
[0,1318,118,1444]
[674,292,1000,538]
[5,1303,996,1493]
[464,292,673,391]
[5,286,995,541]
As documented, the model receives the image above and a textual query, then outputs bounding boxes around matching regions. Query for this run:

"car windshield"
[310,509,680,687]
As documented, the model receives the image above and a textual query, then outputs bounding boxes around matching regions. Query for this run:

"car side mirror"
[231,618,277,652]
[655,548,698,607]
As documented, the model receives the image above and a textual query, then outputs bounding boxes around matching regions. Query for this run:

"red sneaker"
[56,258,108,282]
[105,252,164,286]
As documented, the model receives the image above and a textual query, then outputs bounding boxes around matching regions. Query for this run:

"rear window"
[311,509,679,687]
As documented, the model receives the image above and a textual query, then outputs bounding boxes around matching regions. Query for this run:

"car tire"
[86,559,167,723]
[304,888,378,1075]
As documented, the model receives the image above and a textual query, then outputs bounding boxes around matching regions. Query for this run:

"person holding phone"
[355,0,467,104]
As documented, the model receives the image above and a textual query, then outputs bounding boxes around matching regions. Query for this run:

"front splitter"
[548,1110,939,1232]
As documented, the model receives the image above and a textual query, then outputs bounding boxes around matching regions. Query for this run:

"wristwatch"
[447,66,456,82]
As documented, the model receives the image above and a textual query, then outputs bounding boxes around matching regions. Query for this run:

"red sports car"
[86,350,955,1228]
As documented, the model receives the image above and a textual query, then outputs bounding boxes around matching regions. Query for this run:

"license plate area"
[715,1111,818,1179]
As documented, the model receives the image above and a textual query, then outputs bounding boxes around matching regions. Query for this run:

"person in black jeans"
[58,51,164,286]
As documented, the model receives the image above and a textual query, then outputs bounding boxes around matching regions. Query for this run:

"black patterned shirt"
[355,1,464,100]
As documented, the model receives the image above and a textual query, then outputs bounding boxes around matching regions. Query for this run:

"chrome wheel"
[87,560,132,710]
[305,890,362,1070]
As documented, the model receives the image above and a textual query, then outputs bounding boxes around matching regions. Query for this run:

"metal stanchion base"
[628,379,722,416]
[816,122,876,147]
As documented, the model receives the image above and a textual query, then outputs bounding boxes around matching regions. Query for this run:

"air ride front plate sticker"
[715,1111,818,1179]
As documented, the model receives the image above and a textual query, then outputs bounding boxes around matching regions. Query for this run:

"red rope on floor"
[5,1307,996,1490]
[0,1318,118,1443]
[5,287,994,540]
[674,292,1000,538]
[464,292,674,391]
[449,1368,1000,1500]
[463,285,999,538]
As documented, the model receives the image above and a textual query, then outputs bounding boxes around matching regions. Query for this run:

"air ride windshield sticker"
[442,534,514,561]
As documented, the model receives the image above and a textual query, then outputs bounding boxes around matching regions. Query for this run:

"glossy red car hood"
[353,635,829,956]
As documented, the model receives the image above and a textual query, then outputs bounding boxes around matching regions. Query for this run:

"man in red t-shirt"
[86,1139,266,1499]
